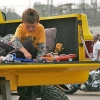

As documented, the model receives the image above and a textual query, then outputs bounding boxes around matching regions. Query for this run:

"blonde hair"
[22,8,39,24]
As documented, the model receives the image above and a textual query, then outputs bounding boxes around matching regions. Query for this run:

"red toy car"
[40,52,76,62]
[57,54,76,61]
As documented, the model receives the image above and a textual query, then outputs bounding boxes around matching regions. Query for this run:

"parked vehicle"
[0,11,100,100]
[60,68,100,94]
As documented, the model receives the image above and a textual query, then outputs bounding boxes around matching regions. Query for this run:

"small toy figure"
[2,53,35,63]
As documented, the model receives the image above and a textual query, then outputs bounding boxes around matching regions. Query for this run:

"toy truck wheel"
[14,60,21,63]
[68,58,73,61]
[18,60,21,62]
[4,60,8,63]
[41,59,46,62]
[14,60,17,62]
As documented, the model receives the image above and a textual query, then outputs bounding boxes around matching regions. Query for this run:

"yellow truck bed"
[0,12,99,100]
[0,62,99,90]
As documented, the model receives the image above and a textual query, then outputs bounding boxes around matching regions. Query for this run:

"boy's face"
[24,22,38,32]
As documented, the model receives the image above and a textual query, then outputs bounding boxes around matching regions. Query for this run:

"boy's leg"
[16,40,38,59]
[0,40,37,59]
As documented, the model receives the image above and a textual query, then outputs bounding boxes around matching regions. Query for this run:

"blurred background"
[0,0,99,33]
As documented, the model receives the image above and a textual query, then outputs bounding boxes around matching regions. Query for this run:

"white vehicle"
[2,54,17,63]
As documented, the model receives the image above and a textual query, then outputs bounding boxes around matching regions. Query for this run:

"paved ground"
[67,90,100,100]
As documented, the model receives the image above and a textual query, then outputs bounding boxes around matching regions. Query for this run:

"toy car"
[40,52,76,62]
[58,54,76,61]
[2,53,35,63]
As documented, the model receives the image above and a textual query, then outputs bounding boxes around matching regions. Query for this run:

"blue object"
[13,53,35,62]
[2,53,35,63]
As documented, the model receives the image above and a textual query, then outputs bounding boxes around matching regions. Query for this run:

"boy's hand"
[24,52,32,60]
[0,56,4,63]
[19,47,32,60]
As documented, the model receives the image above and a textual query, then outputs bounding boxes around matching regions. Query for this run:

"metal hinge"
[78,20,82,25]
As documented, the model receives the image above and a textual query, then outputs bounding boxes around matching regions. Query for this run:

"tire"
[59,84,80,94]
[18,86,37,100]
[40,85,69,100]
[18,85,69,100]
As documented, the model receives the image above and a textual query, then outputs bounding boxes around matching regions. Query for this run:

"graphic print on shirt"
[20,36,36,43]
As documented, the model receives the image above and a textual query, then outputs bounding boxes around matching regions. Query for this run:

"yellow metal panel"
[0,62,99,90]
[0,14,78,24]
[0,19,22,24]
[78,14,85,61]
[2,70,89,91]
[81,14,93,40]
[5,76,18,90]
[78,14,93,61]
[0,11,4,22]
[17,70,89,86]
[40,14,78,20]
[0,63,99,71]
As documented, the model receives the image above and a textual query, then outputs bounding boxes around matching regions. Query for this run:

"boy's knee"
[23,40,33,45]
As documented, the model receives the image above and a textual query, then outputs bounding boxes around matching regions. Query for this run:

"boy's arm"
[0,56,4,63]
[36,43,46,61]
[11,37,31,57]
[11,37,23,49]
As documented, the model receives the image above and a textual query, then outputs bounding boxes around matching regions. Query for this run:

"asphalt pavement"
[67,90,100,100]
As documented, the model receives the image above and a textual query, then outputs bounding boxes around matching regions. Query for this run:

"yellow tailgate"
[0,62,99,90]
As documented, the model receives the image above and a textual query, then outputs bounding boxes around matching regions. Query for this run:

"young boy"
[0,8,46,62]
[12,8,46,61]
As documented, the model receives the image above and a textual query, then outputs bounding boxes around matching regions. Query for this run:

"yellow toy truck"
[0,11,100,100]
